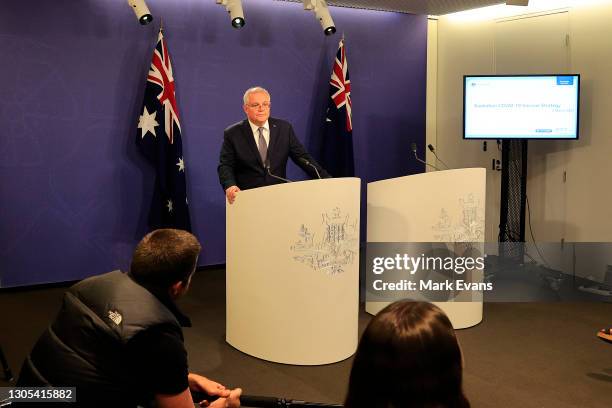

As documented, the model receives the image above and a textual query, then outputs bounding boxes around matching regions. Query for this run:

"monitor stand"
[499,139,528,263]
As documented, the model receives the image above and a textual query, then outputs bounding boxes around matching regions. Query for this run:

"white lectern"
[226,178,360,365]
[366,168,486,329]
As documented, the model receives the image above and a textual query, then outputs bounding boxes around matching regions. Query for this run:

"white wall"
[428,1,612,260]
[428,16,500,243]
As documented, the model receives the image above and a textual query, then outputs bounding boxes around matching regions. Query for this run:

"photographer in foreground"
[17,229,241,408]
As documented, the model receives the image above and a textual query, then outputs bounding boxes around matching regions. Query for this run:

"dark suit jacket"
[217,118,330,191]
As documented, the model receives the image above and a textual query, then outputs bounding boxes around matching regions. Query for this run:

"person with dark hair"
[344,301,469,408]
[17,229,241,408]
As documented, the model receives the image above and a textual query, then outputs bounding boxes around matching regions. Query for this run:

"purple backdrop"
[0,0,427,287]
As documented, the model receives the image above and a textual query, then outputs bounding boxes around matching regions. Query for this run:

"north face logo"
[108,310,123,325]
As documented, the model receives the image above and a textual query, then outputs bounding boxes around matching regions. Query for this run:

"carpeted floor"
[1,267,611,407]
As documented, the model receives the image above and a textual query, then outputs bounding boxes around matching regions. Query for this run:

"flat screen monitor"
[463,74,580,140]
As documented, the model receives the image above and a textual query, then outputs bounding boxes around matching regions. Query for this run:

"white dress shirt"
[248,120,270,150]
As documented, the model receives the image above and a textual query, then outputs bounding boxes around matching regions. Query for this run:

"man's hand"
[204,388,242,408]
[188,373,229,398]
[155,374,239,408]
[225,186,240,204]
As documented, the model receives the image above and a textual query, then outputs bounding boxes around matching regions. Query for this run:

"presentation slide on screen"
[464,76,579,139]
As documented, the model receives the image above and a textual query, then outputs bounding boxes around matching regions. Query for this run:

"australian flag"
[321,39,354,177]
[136,28,191,231]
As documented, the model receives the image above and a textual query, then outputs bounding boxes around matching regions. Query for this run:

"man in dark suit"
[218,86,330,204]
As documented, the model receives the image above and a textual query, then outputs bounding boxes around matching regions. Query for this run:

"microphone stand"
[427,145,451,169]
[266,163,293,183]
[300,159,322,179]
[412,151,440,171]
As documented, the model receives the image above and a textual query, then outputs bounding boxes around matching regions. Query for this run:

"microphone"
[427,144,450,169]
[265,160,293,183]
[241,395,343,408]
[299,158,322,179]
[411,142,440,171]
[192,392,343,408]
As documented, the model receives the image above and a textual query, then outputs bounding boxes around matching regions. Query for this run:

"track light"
[217,0,246,29]
[127,0,153,25]
[303,0,336,36]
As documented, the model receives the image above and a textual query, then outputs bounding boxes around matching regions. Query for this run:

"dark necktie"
[258,127,268,163]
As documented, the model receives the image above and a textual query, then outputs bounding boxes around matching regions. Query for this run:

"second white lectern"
[366,168,486,329]
[226,178,360,365]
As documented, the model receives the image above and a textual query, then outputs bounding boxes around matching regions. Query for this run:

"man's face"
[243,91,271,127]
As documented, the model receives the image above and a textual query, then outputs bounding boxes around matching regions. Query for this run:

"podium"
[366,168,486,329]
[226,178,360,365]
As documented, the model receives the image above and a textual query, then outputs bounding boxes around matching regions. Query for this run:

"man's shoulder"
[269,117,293,133]
[269,117,291,127]
[224,120,247,134]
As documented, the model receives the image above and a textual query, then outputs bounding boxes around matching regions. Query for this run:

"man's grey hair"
[243,87,271,105]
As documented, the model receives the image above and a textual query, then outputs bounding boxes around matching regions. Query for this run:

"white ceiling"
[278,0,509,15]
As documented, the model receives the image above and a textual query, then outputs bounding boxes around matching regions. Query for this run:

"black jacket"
[217,118,330,191]
[17,271,188,407]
